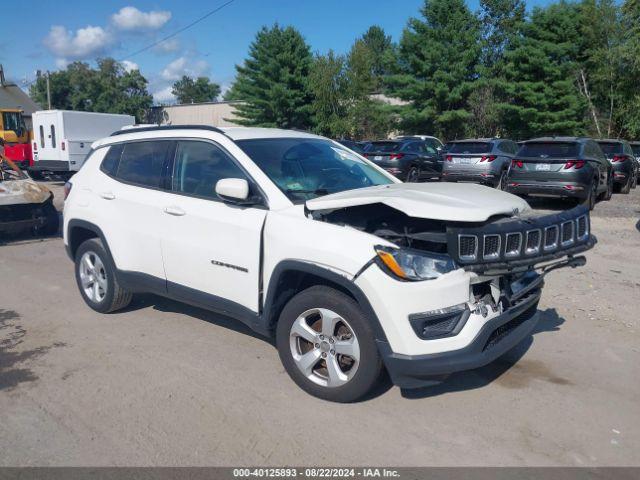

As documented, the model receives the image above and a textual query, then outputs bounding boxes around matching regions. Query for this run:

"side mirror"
[215,178,250,203]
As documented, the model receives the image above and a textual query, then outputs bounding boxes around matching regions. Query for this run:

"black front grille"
[447,206,593,269]
[483,235,500,258]
[577,216,587,238]
[526,230,540,253]
[561,221,574,245]
[544,226,558,249]
[459,235,477,259]
[505,233,521,256]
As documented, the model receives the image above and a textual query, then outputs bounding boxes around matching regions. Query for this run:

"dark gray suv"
[507,137,613,210]
[596,139,638,193]
[442,138,518,189]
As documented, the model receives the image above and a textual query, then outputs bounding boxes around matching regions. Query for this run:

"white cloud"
[121,60,139,72]
[160,56,210,81]
[45,25,113,59]
[111,6,171,31]
[153,38,180,54]
[153,86,175,104]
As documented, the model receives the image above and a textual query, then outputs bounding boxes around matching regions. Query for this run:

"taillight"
[480,155,497,162]
[446,155,453,162]
[64,181,73,200]
[390,153,404,160]
[612,155,626,162]
[33,142,37,151]
[61,141,66,151]
[512,159,523,168]
[564,159,585,169]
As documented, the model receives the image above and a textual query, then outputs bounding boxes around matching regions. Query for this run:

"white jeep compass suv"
[64,125,595,402]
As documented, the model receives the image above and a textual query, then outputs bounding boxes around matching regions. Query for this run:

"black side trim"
[261,260,388,342]
[66,219,113,262]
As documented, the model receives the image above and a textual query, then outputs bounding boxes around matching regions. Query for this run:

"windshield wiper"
[285,188,329,196]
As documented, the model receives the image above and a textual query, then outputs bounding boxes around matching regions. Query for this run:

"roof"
[450,138,501,143]
[96,125,325,148]
[595,138,626,143]
[0,84,41,116]
[525,137,589,143]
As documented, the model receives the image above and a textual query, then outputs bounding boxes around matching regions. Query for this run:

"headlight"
[375,246,457,281]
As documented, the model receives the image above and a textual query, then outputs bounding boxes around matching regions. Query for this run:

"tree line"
[30,0,640,141]
[228,0,640,141]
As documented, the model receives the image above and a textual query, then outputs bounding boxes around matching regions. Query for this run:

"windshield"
[365,142,401,153]
[597,142,622,156]
[448,142,491,154]
[518,142,579,158]
[236,138,393,203]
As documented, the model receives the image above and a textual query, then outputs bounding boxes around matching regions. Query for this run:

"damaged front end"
[1,155,59,237]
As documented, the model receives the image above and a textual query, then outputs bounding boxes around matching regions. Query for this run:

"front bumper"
[0,197,54,235]
[507,180,587,198]
[378,287,540,388]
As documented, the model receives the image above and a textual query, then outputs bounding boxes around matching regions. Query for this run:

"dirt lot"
[1,181,639,466]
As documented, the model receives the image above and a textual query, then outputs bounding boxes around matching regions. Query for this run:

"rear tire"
[586,179,597,210]
[496,170,508,190]
[276,286,384,403]
[74,238,132,313]
[620,175,632,194]
[406,166,420,183]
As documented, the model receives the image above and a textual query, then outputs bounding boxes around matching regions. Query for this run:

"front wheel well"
[264,269,358,334]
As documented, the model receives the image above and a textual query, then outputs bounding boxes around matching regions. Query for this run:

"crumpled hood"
[306,183,530,222]
[0,178,52,206]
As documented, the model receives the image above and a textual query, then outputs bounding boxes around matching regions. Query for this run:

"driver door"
[160,139,267,313]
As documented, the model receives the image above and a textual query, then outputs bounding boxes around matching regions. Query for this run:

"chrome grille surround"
[525,229,541,255]
[505,232,522,258]
[544,225,559,251]
[561,220,574,247]
[483,234,501,260]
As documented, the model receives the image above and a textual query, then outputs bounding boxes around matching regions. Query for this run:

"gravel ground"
[0,181,638,466]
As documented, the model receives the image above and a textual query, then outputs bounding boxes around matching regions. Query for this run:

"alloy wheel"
[289,308,360,388]
[79,251,108,303]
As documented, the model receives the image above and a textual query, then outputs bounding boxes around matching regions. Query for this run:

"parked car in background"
[507,137,612,210]
[596,139,638,193]
[394,135,444,152]
[336,139,365,154]
[363,138,441,181]
[441,138,518,190]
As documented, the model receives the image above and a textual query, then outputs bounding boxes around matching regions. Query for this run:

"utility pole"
[46,71,51,110]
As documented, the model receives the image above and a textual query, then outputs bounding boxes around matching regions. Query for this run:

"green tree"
[308,51,350,137]
[172,75,221,104]
[479,0,526,72]
[29,58,152,122]
[227,24,313,129]
[620,0,640,137]
[496,3,587,138]
[389,0,481,139]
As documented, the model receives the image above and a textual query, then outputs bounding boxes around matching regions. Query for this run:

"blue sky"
[1,0,551,104]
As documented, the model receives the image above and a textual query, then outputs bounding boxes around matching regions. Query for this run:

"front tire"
[276,286,383,402]
[74,238,132,313]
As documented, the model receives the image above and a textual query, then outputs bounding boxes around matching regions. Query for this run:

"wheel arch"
[261,260,388,342]
[66,219,113,263]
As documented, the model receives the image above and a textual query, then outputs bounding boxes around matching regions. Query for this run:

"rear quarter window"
[100,144,124,176]
[115,141,172,188]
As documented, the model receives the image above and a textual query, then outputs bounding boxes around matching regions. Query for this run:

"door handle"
[164,206,186,216]
[100,192,115,200]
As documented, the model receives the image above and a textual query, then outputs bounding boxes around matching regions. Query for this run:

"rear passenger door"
[96,140,174,282]
[160,139,267,314]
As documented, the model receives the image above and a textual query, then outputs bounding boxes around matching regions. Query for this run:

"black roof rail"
[110,124,225,137]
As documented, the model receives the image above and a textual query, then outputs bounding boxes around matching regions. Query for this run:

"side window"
[100,144,124,176]
[39,125,45,148]
[50,125,56,148]
[172,140,248,200]
[115,141,171,188]
[402,142,419,153]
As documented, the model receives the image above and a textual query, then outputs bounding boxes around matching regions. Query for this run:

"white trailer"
[31,110,134,174]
